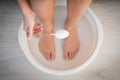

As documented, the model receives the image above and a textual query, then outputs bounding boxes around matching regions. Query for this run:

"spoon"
[50,29,69,39]
[36,29,69,39]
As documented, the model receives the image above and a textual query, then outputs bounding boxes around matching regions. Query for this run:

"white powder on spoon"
[50,29,69,39]
[32,28,69,39]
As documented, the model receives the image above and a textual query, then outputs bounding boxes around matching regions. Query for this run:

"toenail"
[51,58,54,61]
[65,58,69,61]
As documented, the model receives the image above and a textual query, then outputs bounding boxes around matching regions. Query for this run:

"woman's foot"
[64,27,80,60]
[39,21,56,61]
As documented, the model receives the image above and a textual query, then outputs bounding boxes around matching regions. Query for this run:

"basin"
[18,6,103,75]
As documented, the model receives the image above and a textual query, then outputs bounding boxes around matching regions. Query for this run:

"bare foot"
[64,27,80,60]
[39,23,56,61]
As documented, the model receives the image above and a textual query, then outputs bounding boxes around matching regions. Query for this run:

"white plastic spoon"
[37,29,69,39]
[50,29,69,39]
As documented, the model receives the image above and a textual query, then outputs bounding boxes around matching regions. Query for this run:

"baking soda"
[51,30,69,39]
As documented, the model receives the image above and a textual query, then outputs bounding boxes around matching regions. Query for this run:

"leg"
[30,0,55,61]
[64,0,92,60]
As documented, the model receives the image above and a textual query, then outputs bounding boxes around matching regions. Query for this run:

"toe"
[69,50,75,60]
[67,52,70,60]
[40,49,44,55]
[74,49,77,56]
[40,49,46,58]
[51,52,55,61]
[50,46,56,61]
[50,52,52,60]
[44,52,48,60]
[78,43,80,51]
[47,52,51,61]
[74,44,80,56]
[43,52,47,60]
[64,50,69,60]
[68,52,72,60]
[76,44,80,53]
[71,51,75,59]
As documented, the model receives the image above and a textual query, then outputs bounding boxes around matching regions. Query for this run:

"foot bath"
[18,7,103,75]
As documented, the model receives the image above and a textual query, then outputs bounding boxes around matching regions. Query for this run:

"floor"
[0,0,120,80]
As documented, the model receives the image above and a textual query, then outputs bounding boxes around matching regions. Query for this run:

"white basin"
[18,6,103,75]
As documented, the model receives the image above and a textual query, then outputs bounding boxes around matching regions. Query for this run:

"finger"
[35,22,43,28]
[28,27,33,39]
[25,27,29,38]
[24,26,27,32]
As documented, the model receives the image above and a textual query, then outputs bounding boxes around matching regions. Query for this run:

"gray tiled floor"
[0,0,120,80]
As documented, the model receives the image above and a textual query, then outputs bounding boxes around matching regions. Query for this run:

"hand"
[33,23,43,37]
[23,12,35,39]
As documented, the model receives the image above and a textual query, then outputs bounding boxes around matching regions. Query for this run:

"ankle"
[64,18,77,31]
[43,28,54,34]
[64,24,76,31]
[42,20,54,34]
